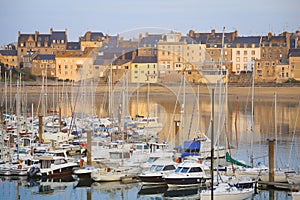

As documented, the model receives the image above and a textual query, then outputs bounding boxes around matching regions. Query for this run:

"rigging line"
[288,99,300,167]
[187,95,197,140]
[166,74,183,143]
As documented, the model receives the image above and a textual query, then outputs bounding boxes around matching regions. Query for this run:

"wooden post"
[38,115,43,146]
[59,107,62,132]
[0,106,3,124]
[268,139,275,182]
[87,129,92,165]
[174,120,180,148]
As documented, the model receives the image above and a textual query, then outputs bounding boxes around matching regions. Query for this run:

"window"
[251,50,255,55]
[244,50,247,55]
[236,57,240,62]
[265,62,270,67]
[237,50,240,55]
[243,57,247,62]
[236,64,240,70]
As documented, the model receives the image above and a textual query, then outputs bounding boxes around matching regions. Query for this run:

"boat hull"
[164,177,206,187]
[139,175,165,185]
[200,188,254,200]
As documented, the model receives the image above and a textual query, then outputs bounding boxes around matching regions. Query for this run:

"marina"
[0,80,300,200]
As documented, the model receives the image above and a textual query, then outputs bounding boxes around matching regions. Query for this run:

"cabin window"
[156,165,163,171]
[189,167,202,173]
[164,165,176,171]
[181,167,189,173]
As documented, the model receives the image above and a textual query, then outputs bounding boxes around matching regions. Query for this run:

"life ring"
[18,165,22,169]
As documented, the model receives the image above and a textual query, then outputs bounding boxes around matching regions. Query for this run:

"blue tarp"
[181,141,201,158]
[183,141,200,150]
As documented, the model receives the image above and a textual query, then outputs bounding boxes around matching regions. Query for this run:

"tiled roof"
[94,56,105,65]
[18,34,34,42]
[66,42,80,50]
[33,54,55,60]
[139,34,162,47]
[180,36,199,44]
[50,31,67,41]
[288,48,300,57]
[231,36,261,48]
[0,50,17,56]
[132,56,157,63]
[90,32,104,41]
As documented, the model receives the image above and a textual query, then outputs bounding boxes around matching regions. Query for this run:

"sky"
[0,0,299,46]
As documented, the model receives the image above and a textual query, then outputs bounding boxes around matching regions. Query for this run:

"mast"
[211,88,215,199]
[274,92,278,169]
[250,60,255,167]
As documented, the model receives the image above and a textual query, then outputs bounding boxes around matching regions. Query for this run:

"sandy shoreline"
[1,84,299,102]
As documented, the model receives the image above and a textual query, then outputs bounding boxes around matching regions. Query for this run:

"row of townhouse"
[1,28,300,83]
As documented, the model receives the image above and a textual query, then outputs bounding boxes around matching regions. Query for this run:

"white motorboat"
[91,166,140,182]
[200,183,254,200]
[286,172,300,184]
[73,165,95,181]
[163,159,209,187]
[139,159,177,185]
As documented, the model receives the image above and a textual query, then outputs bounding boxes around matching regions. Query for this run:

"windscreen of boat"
[156,165,163,171]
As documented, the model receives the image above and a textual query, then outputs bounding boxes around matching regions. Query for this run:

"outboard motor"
[27,166,41,178]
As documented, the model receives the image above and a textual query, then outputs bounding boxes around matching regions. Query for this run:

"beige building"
[31,54,56,78]
[17,28,67,67]
[231,36,261,74]
[288,48,300,81]
[55,43,96,81]
[79,31,105,51]
[130,56,158,83]
[0,49,18,69]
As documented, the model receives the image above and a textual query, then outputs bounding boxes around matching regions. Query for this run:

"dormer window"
[53,40,56,44]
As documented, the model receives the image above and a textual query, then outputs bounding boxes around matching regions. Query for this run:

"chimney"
[145,32,149,37]
[232,30,238,41]
[295,36,298,48]
[86,31,91,41]
[285,32,290,49]
[132,50,136,60]
[35,31,39,41]
[50,28,53,34]
[188,30,195,37]
[195,33,200,39]
[268,32,272,40]
[18,31,21,38]
[211,29,216,36]
[122,50,125,60]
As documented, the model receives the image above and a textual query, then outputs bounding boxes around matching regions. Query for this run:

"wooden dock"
[258,181,300,191]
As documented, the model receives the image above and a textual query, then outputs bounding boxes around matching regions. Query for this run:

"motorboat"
[27,155,79,179]
[91,166,140,182]
[163,159,209,187]
[139,160,177,185]
[73,165,95,181]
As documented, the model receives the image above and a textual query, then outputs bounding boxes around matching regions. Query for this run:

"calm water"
[0,176,295,200]
[1,83,300,199]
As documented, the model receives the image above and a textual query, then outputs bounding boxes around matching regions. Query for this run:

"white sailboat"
[200,183,254,200]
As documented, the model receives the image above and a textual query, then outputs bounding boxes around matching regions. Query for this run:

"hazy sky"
[0,0,299,46]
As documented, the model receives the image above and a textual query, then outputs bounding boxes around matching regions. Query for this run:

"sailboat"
[200,182,254,200]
